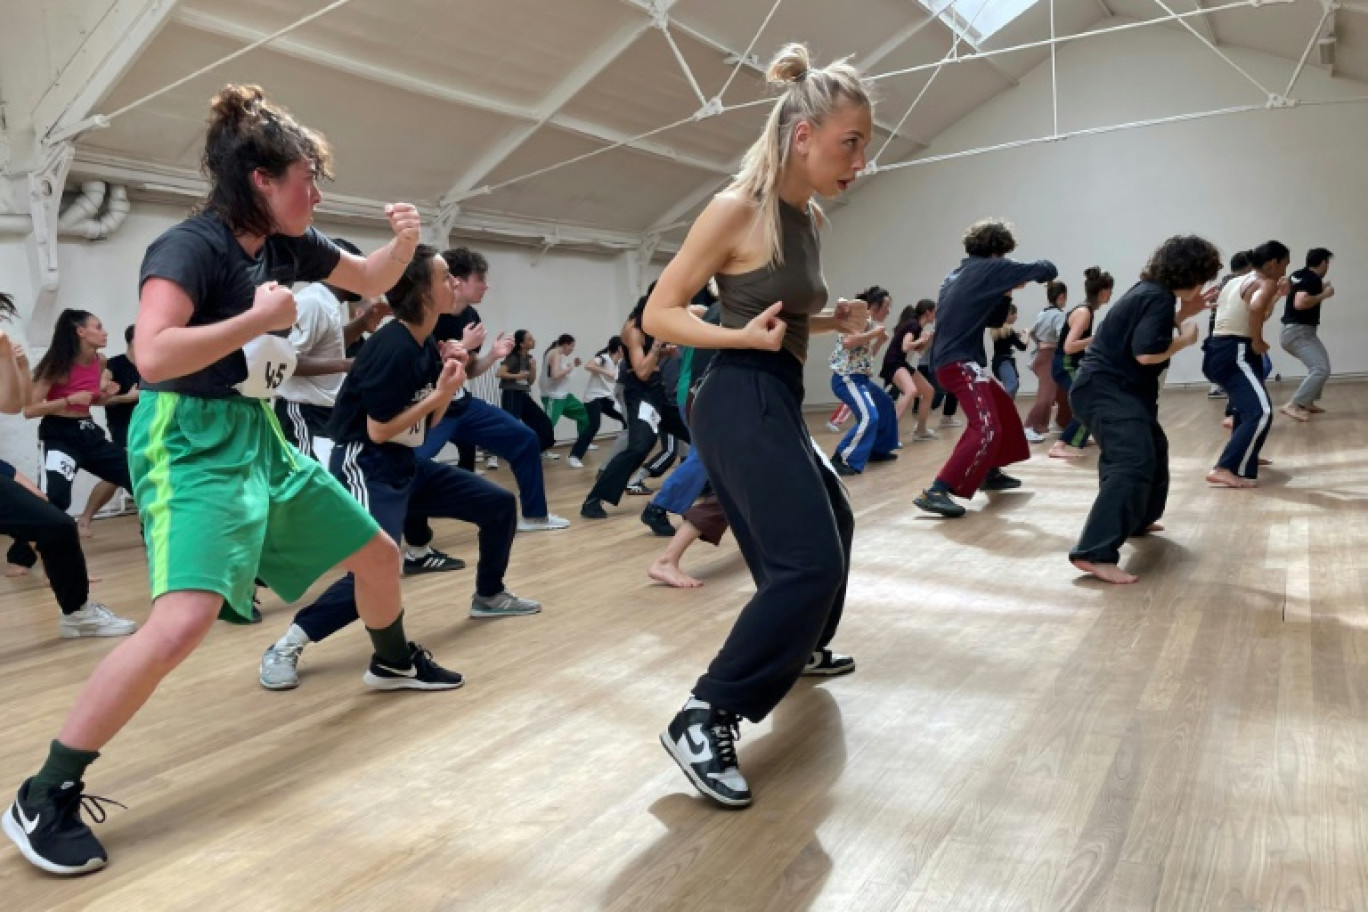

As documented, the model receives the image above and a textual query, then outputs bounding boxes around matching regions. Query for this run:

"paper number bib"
[235,334,299,399]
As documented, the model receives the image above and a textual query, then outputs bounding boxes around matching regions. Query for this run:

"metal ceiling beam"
[173,7,726,189]
[896,0,1020,86]
[33,0,182,144]
[437,15,656,208]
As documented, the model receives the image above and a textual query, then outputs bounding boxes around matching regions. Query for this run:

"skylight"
[918,0,1039,48]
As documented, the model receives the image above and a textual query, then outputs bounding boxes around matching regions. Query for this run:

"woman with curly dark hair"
[1068,235,1222,584]
[913,218,1057,518]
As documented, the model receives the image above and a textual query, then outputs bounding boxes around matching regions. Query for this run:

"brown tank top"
[715,199,829,364]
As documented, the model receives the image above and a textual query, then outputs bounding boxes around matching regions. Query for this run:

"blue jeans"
[994,359,1020,398]
[414,396,546,518]
[830,373,899,471]
[651,445,709,515]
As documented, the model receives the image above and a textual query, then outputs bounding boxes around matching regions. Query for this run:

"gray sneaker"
[58,603,136,639]
[470,590,542,619]
[517,513,571,533]
[259,642,303,690]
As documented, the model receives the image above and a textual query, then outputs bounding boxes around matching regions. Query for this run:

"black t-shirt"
[883,321,920,373]
[500,351,532,392]
[138,213,341,397]
[328,320,440,471]
[1059,305,1095,371]
[103,354,141,445]
[991,329,1028,366]
[1075,281,1177,403]
[1282,268,1324,327]
[433,306,483,349]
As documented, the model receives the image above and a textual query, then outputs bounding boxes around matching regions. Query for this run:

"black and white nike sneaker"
[362,642,464,691]
[3,778,121,875]
[660,697,752,808]
[801,648,856,677]
[403,548,466,576]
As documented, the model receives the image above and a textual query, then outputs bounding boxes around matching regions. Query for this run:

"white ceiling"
[65,0,1365,251]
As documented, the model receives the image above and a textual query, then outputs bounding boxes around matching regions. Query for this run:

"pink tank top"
[48,358,102,415]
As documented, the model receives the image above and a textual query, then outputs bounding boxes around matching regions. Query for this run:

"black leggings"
[688,351,853,723]
[500,389,555,451]
[0,475,89,613]
[918,363,959,416]
[570,397,626,460]
[586,383,689,506]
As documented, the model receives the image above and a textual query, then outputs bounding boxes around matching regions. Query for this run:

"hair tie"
[795,69,809,82]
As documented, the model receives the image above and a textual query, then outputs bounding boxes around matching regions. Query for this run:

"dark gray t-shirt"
[138,213,341,398]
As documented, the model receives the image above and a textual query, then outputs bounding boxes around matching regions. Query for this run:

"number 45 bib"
[235,334,299,399]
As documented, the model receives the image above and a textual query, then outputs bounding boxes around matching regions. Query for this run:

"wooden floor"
[3,382,1368,911]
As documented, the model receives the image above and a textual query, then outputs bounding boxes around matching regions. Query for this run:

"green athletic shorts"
[127,392,379,622]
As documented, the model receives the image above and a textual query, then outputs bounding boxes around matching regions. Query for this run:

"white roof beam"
[437,16,655,207]
[1188,0,1220,46]
[550,115,733,175]
[897,0,1020,86]
[33,0,182,144]
[615,0,933,150]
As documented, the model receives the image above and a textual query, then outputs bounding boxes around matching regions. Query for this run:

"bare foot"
[1206,467,1257,489]
[1146,522,1164,533]
[1257,457,1273,466]
[1280,404,1310,422]
[648,559,703,589]
[77,516,94,538]
[1221,416,1234,429]
[1049,443,1083,460]
[1306,403,1325,414]
[5,564,29,578]
[41,573,102,584]
[1071,558,1139,584]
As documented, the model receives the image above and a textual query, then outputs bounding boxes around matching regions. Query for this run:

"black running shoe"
[580,498,608,519]
[660,698,752,808]
[914,488,966,518]
[640,504,676,537]
[801,648,856,677]
[403,549,466,575]
[868,451,898,463]
[981,471,1022,491]
[363,642,464,691]
[3,778,121,876]
[831,455,859,477]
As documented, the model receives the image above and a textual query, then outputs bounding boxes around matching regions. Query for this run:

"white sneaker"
[59,602,136,638]
[587,444,599,451]
[485,456,499,470]
[518,513,571,532]
[940,416,964,428]
[911,428,939,441]
[567,457,584,468]
[542,452,560,461]
[1024,428,1046,443]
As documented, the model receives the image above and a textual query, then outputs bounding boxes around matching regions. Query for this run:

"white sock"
[405,546,431,561]
[275,623,310,650]
[683,695,710,712]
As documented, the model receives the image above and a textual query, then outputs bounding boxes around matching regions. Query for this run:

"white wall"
[809,21,1368,403]
[0,204,641,490]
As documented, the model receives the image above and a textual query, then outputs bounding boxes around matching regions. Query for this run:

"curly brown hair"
[1139,236,1222,291]
[963,219,1017,258]
[200,84,333,238]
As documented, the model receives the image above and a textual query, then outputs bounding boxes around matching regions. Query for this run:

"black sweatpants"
[500,388,555,452]
[293,445,517,643]
[1202,336,1272,480]
[1068,375,1169,565]
[274,398,333,463]
[569,397,625,461]
[689,352,853,723]
[587,382,690,506]
[6,416,131,569]
[0,476,89,613]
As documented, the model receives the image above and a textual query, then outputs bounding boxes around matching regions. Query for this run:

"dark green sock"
[366,611,411,668]
[929,479,951,495]
[32,740,100,793]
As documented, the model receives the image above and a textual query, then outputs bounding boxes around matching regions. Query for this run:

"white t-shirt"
[276,283,347,407]
[541,350,576,400]
[583,353,616,402]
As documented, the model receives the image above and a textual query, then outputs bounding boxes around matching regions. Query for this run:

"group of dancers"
[0,39,1343,880]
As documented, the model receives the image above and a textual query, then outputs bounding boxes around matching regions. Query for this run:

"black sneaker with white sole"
[981,470,1022,491]
[660,698,752,808]
[801,648,856,676]
[640,503,676,537]
[3,778,121,876]
[403,549,466,575]
[914,488,966,518]
[362,642,464,691]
